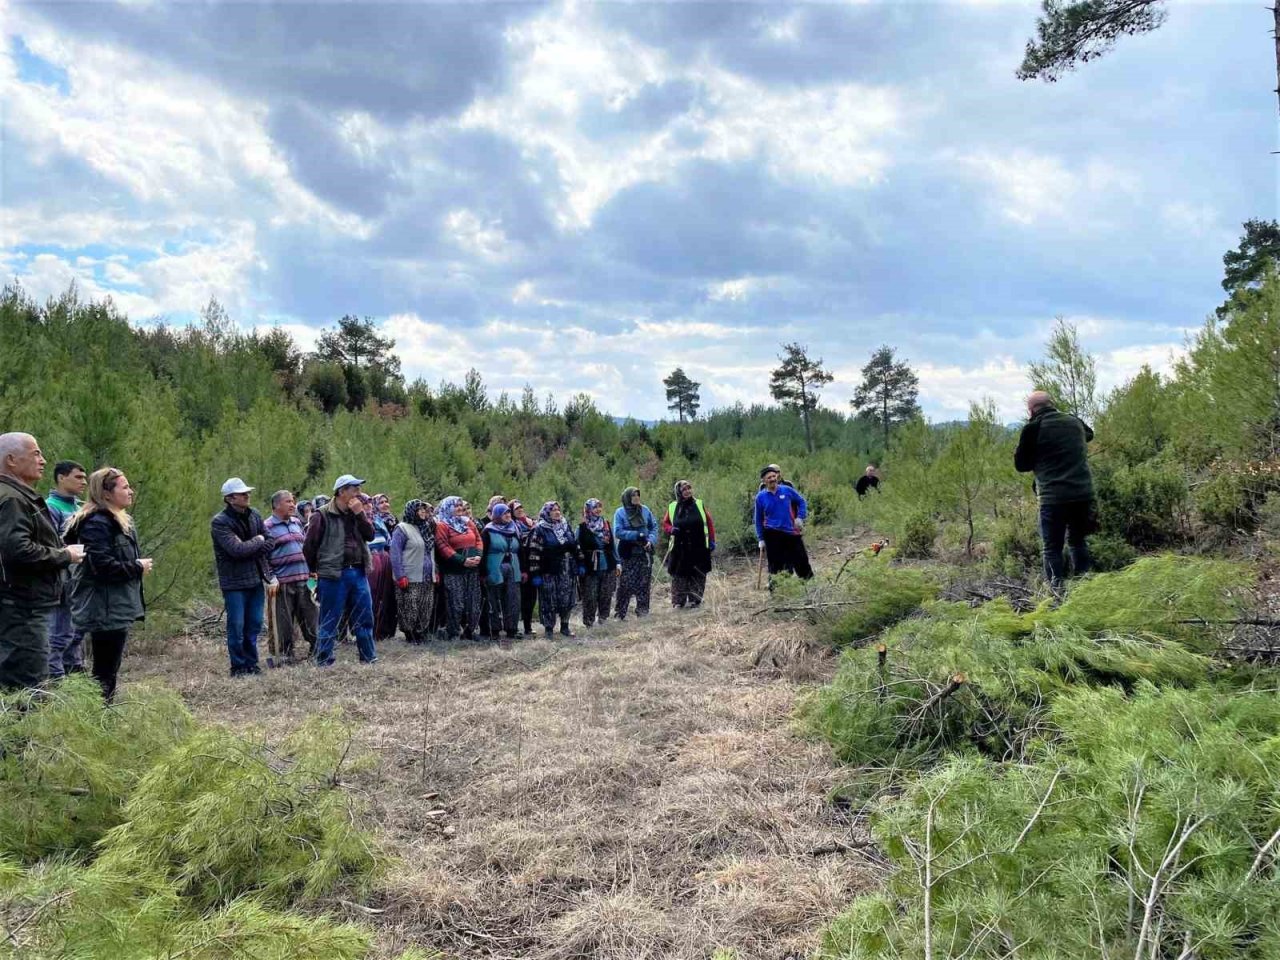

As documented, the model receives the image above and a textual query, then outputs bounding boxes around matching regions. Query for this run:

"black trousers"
[90,629,129,702]
[520,579,537,632]
[1039,498,1092,589]
[763,529,813,579]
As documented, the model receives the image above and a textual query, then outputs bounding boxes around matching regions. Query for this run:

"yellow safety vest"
[666,498,709,553]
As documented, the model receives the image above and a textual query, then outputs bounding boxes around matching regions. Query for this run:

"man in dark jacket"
[1014,391,1095,591]
[210,477,272,677]
[0,433,85,690]
[303,474,377,666]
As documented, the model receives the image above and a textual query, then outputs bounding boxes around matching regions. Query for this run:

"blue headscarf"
[486,502,519,538]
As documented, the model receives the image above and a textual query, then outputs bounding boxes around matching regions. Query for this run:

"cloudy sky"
[2,0,1272,421]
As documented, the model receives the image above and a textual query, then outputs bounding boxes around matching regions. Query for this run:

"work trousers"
[271,580,318,660]
[0,602,51,691]
[316,567,376,665]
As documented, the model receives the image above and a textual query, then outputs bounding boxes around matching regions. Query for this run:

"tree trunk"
[1274,4,1280,118]
[882,390,890,451]
[801,380,814,453]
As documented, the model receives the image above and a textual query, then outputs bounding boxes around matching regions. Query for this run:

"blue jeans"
[48,600,84,679]
[1039,499,1092,590]
[316,567,376,665]
[223,586,265,675]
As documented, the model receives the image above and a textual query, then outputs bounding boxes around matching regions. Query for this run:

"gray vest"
[398,523,428,583]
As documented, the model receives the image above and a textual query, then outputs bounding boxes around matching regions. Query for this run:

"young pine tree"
[663,367,701,423]
[769,342,834,454]
[851,345,921,451]
[1029,317,1098,423]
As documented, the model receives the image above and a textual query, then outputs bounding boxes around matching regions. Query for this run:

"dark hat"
[760,464,781,479]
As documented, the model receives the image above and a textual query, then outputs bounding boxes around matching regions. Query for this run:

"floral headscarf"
[583,498,610,539]
[437,496,471,534]
[537,500,575,546]
[510,499,534,528]
[673,480,692,501]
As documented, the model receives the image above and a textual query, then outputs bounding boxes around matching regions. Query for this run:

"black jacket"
[64,510,145,633]
[0,475,71,608]
[1014,406,1095,505]
[211,506,271,592]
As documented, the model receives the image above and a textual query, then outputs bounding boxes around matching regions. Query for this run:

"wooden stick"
[756,546,765,590]
[919,673,967,712]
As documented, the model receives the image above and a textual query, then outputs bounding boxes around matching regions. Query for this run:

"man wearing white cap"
[302,474,378,666]
[210,477,273,677]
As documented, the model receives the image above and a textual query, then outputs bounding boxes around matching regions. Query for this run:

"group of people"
[0,435,148,700]
[209,476,744,673]
[0,389,1096,699]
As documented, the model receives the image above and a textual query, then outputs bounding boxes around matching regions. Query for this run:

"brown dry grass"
[125,555,880,960]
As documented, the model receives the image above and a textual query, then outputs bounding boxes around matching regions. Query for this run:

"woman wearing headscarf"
[662,479,716,609]
[612,486,658,621]
[435,496,483,641]
[481,502,523,642]
[510,500,538,636]
[297,499,314,528]
[391,499,436,644]
[577,498,620,628]
[361,493,398,641]
[528,501,582,638]
[63,467,152,701]
[373,493,398,532]
[477,494,506,639]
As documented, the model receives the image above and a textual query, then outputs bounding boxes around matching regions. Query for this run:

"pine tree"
[663,367,701,423]
[851,345,921,452]
[313,315,403,410]
[769,342,833,454]
[1029,317,1098,422]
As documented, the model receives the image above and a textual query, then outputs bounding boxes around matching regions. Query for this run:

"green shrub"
[1095,459,1188,547]
[1194,470,1255,532]
[990,512,1041,574]
[895,510,938,559]
[0,686,399,960]
[820,685,1280,960]
[94,713,383,912]
[829,562,937,647]
[1086,532,1137,571]
[0,677,196,862]
[804,557,1249,768]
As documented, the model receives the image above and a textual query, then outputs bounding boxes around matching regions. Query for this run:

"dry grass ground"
[127,550,881,960]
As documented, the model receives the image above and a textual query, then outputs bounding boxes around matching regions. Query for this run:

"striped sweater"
[263,514,310,583]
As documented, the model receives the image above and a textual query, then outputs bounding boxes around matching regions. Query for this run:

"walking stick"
[756,545,765,590]
[265,584,279,668]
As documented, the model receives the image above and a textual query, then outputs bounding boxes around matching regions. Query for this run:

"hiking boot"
[545,626,555,638]
[560,621,574,638]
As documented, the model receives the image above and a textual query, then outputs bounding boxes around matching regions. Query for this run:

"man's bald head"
[1026,391,1054,417]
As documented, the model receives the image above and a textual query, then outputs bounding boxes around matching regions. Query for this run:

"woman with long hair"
[528,501,582,638]
[63,467,152,701]
[510,500,538,636]
[391,499,436,644]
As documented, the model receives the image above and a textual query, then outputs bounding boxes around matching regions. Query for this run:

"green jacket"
[1014,406,1095,505]
[0,475,71,609]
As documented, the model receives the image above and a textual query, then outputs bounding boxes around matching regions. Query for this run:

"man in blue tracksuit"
[754,465,813,579]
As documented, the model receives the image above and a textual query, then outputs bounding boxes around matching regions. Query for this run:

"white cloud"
[444,209,511,260]
[460,2,903,228]
[958,150,1139,227]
